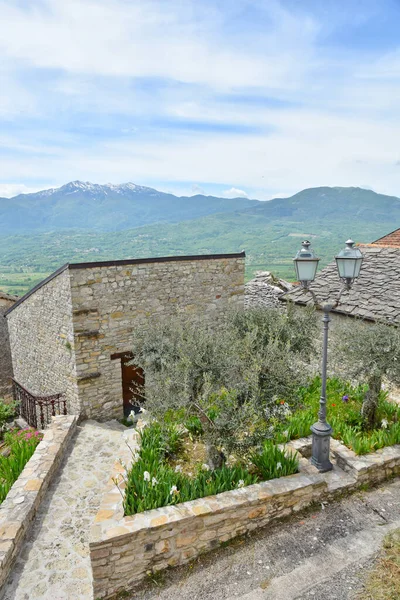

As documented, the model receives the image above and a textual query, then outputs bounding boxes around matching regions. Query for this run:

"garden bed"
[274,377,400,455]
[90,419,400,600]
[120,421,299,516]
[1,428,43,505]
[89,425,326,600]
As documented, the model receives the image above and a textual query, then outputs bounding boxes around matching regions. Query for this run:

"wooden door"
[111,352,145,417]
[121,356,145,416]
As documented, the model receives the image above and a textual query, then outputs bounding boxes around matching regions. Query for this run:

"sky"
[1,0,400,200]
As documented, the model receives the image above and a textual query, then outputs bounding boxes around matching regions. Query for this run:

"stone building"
[284,236,400,324]
[6,253,245,421]
[0,291,18,399]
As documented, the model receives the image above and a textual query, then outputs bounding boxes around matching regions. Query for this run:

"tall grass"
[123,422,258,515]
[0,428,43,504]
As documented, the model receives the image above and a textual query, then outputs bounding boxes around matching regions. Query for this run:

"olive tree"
[130,305,317,467]
[332,318,400,429]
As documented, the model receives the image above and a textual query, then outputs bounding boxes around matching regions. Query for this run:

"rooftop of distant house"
[0,291,18,303]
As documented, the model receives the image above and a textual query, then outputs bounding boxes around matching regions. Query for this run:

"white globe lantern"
[335,239,363,283]
[293,240,320,287]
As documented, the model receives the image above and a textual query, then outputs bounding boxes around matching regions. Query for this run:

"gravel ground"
[131,478,400,600]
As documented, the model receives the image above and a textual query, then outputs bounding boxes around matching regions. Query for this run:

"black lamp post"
[293,239,363,472]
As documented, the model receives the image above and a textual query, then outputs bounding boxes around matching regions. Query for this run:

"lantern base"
[310,422,333,472]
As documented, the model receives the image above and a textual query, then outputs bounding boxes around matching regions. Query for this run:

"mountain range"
[0,181,257,234]
[0,182,399,293]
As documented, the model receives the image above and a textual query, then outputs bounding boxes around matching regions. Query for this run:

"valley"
[0,182,398,296]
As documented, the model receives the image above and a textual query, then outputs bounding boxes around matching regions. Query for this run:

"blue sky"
[1,0,400,199]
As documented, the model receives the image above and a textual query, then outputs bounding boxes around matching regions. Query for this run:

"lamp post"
[293,239,363,472]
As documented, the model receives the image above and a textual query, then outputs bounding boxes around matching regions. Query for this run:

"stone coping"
[331,438,400,482]
[90,470,326,544]
[0,415,77,593]
[89,429,400,599]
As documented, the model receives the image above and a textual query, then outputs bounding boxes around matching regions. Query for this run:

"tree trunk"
[205,444,225,470]
[361,374,382,430]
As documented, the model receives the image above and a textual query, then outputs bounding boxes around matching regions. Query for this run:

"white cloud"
[222,187,249,199]
[0,0,317,91]
[0,183,47,198]
[1,0,400,200]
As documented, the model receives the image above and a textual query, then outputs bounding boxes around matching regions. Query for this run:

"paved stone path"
[3,420,126,600]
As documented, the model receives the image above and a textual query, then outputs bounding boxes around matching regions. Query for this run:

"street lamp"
[293,240,319,286]
[335,239,363,286]
[293,239,363,472]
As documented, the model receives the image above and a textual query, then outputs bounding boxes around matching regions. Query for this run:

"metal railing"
[12,378,67,429]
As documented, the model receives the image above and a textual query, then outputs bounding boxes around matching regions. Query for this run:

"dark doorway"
[111,352,145,417]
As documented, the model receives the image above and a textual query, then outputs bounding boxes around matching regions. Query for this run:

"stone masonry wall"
[69,256,244,420]
[0,296,17,399]
[7,270,80,414]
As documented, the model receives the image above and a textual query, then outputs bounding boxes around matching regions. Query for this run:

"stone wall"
[0,295,17,399]
[90,431,400,599]
[7,269,80,414]
[0,415,77,595]
[69,255,245,420]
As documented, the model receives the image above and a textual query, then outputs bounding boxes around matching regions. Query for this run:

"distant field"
[0,268,50,296]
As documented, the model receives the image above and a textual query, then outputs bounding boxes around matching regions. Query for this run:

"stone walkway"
[3,420,127,600]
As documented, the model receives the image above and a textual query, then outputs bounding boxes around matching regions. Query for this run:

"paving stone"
[2,420,127,600]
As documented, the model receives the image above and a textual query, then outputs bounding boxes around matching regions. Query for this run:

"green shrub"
[163,424,185,458]
[0,400,17,433]
[0,428,43,504]
[250,441,299,480]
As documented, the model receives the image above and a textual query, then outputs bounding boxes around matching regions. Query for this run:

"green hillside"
[0,181,257,234]
[0,186,397,296]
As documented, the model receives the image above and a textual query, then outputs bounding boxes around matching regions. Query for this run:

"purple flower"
[342,395,349,403]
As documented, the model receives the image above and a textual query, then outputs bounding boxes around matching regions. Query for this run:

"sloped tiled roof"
[283,245,400,323]
[245,271,293,309]
[372,227,400,247]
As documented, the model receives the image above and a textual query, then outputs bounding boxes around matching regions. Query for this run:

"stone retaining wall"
[90,432,400,599]
[332,439,400,484]
[0,415,77,594]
